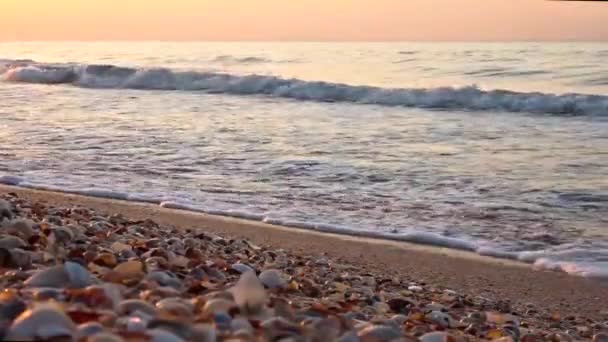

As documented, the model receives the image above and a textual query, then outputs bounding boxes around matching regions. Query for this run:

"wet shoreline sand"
[1,184,606,322]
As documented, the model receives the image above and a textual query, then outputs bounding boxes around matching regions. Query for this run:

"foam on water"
[2,175,607,280]
[2,59,608,116]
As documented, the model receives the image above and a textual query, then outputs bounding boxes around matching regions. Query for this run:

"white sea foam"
[210,55,284,64]
[1,59,607,116]
[2,175,607,279]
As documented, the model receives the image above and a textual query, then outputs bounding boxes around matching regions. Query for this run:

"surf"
[2,59,608,116]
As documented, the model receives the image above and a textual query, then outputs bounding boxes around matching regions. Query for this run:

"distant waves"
[1,59,608,116]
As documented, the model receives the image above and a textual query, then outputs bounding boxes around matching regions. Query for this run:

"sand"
[1,184,606,320]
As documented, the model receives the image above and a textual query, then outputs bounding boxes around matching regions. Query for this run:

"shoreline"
[1,184,607,320]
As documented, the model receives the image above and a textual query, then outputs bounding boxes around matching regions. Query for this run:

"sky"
[1,0,607,41]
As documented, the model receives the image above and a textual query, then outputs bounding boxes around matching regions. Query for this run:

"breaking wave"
[1,174,607,280]
[1,59,608,116]
[210,55,274,64]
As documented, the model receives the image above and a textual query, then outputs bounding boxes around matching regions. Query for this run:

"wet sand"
[1,184,606,320]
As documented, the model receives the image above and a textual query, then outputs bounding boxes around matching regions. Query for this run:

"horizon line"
[2,39,608,43]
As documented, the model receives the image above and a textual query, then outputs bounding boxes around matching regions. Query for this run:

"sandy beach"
[1,184,606,323]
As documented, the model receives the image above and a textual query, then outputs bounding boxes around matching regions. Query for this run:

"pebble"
[419,331,454,342]
[118,299,157,316]
[259,269,288,289]
[5,304,76,340]
[231,263,255,274]
[156,298,193,317]
[25,264,70,288]
[88,332,125,342]
[3,219,35,239]
[0,292,27,321]
[408,285,423,292]
[358,325,402,342]
[75,322,105,340]
[64,261,94,288]
[0,199,12,220]
[594,333,608,342]
[231,271,267,313]
[2,248,31,268]
[0,235,27,249]
[427,310,460,328]
[203,298,237,314]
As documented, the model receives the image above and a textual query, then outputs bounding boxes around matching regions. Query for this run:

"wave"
[397,50,419,55]
[1,174,607,280]
[211,55,272,64]
[1,59,608,116]
[464,67,549,77]
[209,55,298,64]
[585,77,608,86]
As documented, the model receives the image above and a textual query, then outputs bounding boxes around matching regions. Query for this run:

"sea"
[0,42,606,278]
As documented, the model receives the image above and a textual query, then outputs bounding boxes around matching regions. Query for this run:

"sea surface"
[0,42,607,278]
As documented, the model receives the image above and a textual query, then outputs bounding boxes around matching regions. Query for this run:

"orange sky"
[1,0,607,41]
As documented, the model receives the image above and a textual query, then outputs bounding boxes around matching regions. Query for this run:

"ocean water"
[0,42,607,278]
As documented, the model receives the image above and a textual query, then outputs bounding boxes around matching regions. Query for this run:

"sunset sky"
[1,0,607,41]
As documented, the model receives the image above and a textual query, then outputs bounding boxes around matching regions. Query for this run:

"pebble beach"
[0,187,607,342]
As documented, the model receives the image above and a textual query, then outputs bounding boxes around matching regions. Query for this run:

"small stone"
[0,248,31,268]
[231,318,254,333]
[156,298,193,317]
[145,271,182,289]
[0,199,13,220]
[3,219,35,239]
[50,227,74,244]
[577,326,592,338]
[408,285,423,292]
[110,241,132,253]
[521,334,544,342]
[546,332,574,342]
[64,261,94,288]
[94,253,118,268]
[117,299,157,316]
[105,260,144,283]
[213,312,232,329]
[231,263,254,274]
[88,333,125,342]
[231,271,267,313]
[468,311,487,323]
[487,311,519,326]
[148,328,187,342]
[310,317,342,341]
[426,310,460,328]
[259,269,287,289]
[170,255,190,268]
[391,314,408,325]
[593,333,608,342]
[203,298,237,315]
[29,287,65,301]
[261,317,302,340]
[5,304,76,340]
[25,264,70,288]
[190,324,217,342]
[358,325,402,342]
[503,325,521,341]
[0,291,27,321]
[361,276,376,287]
[420,332,456,342]
[0,236,27,250]
[338,331,360,342]
[117,315,147,332]
[75,322,105,340]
